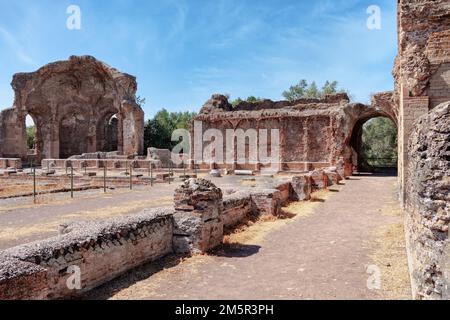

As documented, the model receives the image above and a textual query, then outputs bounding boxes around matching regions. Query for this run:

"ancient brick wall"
[192,94,390,173]
[394,0,449,205]
[393,0,450,299]
[0,208,174,299]
[405,102,450,299]
[428,62,450,109]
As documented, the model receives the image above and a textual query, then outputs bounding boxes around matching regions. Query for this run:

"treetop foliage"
[361,117,398,167]
[282,79,347,101]
[144,108,196,151]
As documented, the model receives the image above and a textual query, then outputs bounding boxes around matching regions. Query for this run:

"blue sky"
[0,0,397,119]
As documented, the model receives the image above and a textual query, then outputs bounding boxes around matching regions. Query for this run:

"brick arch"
[348,112,398,172]
[96,110,120,152]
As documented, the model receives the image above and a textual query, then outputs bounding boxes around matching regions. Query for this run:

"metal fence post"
[150,163,153,187]
[70,165,74,199]
[129,163,133,190]
[32,162,36,204]
[168,161,171,185]
[103,164,107,193]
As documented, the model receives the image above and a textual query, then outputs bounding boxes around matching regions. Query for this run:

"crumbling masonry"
[0,0,448,300]
[189,0,450,299]
[0,56,144,162]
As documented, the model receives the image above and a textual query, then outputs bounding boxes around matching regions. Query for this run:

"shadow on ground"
[210,244,261,258]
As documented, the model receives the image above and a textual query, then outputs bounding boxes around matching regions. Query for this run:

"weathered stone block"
[222,191,252,229]
[324,167,341,185]
[210,169,221,177]
[291,175,312,201]
[173,179,224,254]
[307,170,328,190]
[250,189,282,216]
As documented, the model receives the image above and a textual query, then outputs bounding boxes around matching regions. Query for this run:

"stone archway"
[96,111,119,152]
[22,113,44,163]
[349,114,398,172]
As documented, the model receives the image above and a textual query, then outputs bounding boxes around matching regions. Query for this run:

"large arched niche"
[96,109,120,152]
[59,111,90,159]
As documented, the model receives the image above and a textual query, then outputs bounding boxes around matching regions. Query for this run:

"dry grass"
[240,179,257,187]
[224,189,331,246]
[62,197,173,220]
[0,196,173,242]
[370,202,412,300]
[0,222,61,242]
[0,180,71,197]
[92,253,216,300]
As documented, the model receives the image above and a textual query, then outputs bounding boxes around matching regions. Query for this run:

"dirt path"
[88,174,411,300]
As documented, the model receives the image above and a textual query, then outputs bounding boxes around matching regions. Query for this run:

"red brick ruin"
[0,0,448,300]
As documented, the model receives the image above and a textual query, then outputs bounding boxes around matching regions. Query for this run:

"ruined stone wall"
[405,102,450,299]
[394,0,449,204]
[0,158,22,170]
[393,0,450,101]
[0,208,174,299]
[0,56,144,162]
[192,94,395,173]
[392,0,450,299]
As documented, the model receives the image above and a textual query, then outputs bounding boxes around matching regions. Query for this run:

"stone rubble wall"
[222,191,253,229]
[0,170,336,300]
[405,102,450,300]
[0,208,174,300]
[41,159,159,170]
[393,0,450,103]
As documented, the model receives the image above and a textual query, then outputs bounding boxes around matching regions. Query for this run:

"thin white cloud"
[0,26,36,66]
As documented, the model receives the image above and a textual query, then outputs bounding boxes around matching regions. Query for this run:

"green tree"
[136,96,146,107]
[305,81,319,98]
[282,79,347,101]
[231,96,264,107]
[322,81,338,95]
[26,126,36,149]
[144,109,196,152]
[361,117,398,167]
[282,80,308,101]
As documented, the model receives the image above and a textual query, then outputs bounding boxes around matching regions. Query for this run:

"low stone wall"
[0,158,22,169]
[273,180,292,204]
[68,151,128,160]
[41,159,158,170]
[0,208,174,299]
[223,191,252,229]
[405,102,450,300]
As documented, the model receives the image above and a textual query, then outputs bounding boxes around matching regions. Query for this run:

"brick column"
[398,85,429,206]
[173,178,223,254]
